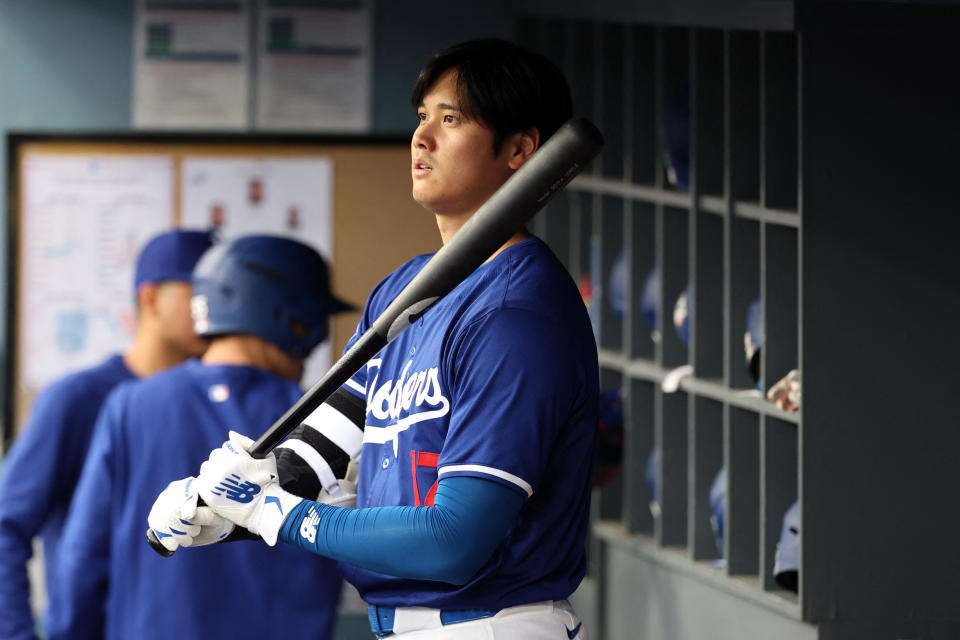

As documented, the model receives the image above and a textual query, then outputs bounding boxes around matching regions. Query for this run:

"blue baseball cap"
[134,229,215,292]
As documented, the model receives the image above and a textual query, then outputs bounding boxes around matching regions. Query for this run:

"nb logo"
[210,474,261,503]
[300,506,321,544]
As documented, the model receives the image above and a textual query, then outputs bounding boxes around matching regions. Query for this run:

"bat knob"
[146,528,175,558]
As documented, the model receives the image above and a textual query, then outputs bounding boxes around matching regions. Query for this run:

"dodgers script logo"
[362,358,450,456]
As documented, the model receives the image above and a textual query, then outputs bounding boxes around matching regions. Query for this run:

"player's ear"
[136,282,159,317]
[506,128,540,170]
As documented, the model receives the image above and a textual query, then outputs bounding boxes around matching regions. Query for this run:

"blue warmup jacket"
[47,361,342,640]
[0,354,135,640]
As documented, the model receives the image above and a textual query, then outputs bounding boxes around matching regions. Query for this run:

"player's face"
[411,70,520,221]
[155,282,209,358]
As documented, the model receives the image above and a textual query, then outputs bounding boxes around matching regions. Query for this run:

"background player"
[0,228,212,640]
[150,39,599,639]
[48,236,352,640]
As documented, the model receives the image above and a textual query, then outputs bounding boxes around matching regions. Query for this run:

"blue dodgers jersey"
[0,355,134,640]
[52,361,341,640]
[340,237,599,609]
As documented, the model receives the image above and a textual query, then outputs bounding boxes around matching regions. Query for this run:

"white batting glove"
[196,431,303,546]
[147,477,235,552]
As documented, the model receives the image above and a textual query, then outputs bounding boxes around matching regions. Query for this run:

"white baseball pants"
[381,600,589,639]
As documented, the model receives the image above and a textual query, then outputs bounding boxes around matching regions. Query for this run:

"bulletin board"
[4,134,440,447]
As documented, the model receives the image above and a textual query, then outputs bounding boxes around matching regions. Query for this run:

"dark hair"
[411,38,573,154]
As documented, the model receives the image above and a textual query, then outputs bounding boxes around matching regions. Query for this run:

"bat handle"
[146,494,211,558]
[146,527,175,558]
[147,495,254,557]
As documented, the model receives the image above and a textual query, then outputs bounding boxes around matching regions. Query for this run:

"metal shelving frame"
[521,16,804,625]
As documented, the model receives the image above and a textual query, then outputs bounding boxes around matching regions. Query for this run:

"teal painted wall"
[0,0,135,397]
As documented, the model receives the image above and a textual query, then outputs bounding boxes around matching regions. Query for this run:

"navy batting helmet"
[645,447,660,518]
[673,285,691,350]
[593,389,624,488]
[641,266,660,341]
[773,500,800,592]
[190,235,353,358]
[745,296,763,387]
[662,85,690,191]
[709,467,727,558]
[608,251,627,319]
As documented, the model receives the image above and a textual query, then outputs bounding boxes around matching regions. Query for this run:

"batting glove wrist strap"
[197,431,303,546]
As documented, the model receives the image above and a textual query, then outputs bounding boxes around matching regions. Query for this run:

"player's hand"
[196,431,303,546]
[147,477,235,552]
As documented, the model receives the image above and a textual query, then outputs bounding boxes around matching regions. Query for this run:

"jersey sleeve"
[274,388,365,500]
[438,307,591,498]
[278,475,524,584]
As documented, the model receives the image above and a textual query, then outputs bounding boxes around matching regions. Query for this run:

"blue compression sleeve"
[278,475,525,585]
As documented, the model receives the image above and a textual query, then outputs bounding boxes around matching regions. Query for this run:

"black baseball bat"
[147,117,603,556]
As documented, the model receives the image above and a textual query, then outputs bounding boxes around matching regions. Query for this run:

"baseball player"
[149,39,599,639]
[0,229,212,640]
[48,236,351,640]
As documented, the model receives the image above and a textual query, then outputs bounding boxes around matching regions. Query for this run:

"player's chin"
[411,188,443,213]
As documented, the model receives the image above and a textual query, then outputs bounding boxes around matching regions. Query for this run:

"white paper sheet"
[255,0,372,131]
[180,155,336,380]
[20,155,176,391]
[133,0,251,129]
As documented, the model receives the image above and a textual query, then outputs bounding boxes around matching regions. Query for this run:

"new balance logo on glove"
[210,474,262,503]
[300,506,321,544]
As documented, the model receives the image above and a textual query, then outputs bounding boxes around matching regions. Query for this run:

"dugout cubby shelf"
[521,16,805,634]
[518,4,960,639]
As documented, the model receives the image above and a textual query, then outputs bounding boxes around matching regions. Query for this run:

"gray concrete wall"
[602,533,817,640]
